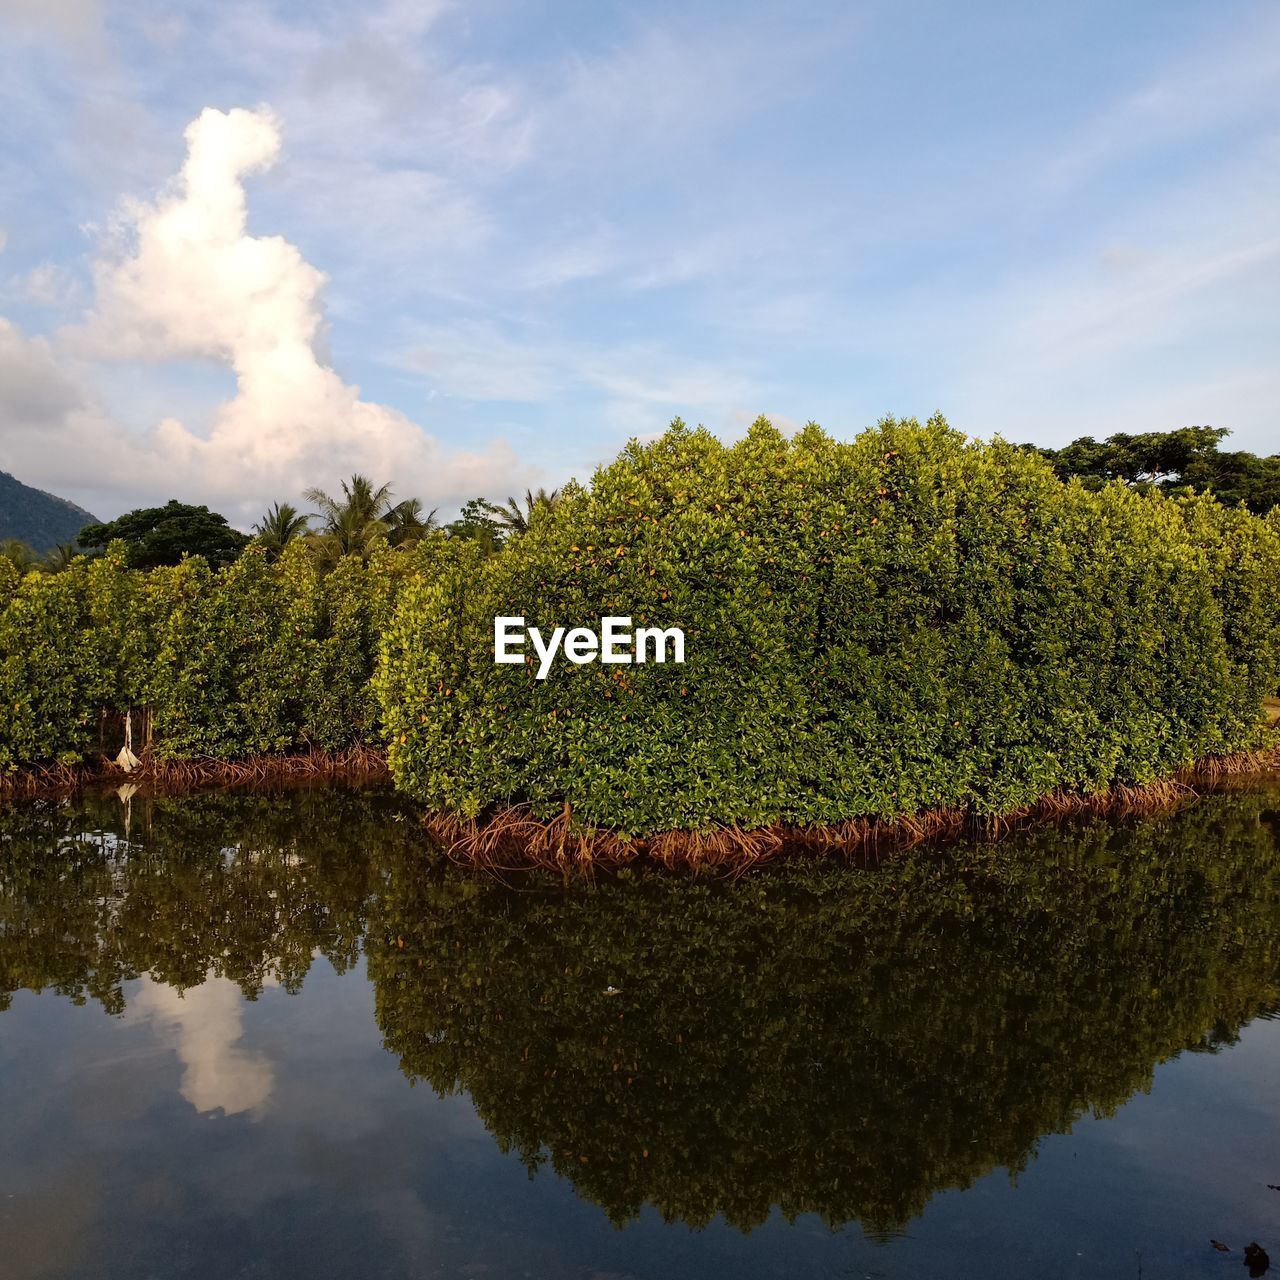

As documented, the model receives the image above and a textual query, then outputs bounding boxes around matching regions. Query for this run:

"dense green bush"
[0,552,117,767]
[379,416,1280,832]
[3,417,1277,815]
[0,541,405,770]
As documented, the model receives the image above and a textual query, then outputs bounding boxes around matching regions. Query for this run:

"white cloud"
[365,0,453,42]
[129,974,274,1118]
[530,17,851,180]
[1,105,530,521]
[0,318,85,421]
[940,138,1280,442]
[12,262,81,307]
[513,230,621,291]
[580,341,759,408]
[0,317,179,513]
[276,161,491,285]
[80,106,319,363]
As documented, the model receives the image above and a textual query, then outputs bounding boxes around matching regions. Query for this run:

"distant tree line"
[0,481,561,574]
[1,425,1273,577]
[1024,426,1280,514]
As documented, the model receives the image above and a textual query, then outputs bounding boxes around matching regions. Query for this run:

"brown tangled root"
[421,747,1280,875]
[0,744,390,799]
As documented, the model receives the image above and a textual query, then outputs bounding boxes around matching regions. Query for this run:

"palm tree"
[0,539,40,572]
[304,475,394,566]
[384,498,439,548]
[486,487,560,535]
[306,474,393,538]
[42,543,81,573]
[252,502,311,560]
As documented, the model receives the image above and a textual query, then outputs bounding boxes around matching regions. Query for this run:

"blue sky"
[0,0,1277,524]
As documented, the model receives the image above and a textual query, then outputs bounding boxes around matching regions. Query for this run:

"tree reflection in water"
[3,782,1280,1236]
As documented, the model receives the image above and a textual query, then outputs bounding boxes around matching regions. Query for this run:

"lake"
[2,781,1279,1279]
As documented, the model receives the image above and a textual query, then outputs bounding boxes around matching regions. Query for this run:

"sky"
[0,0,1277,526]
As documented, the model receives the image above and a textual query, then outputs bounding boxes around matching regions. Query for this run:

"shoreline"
[4,743,1278,872]
[0,744,391,799]
[422,747,1280,872]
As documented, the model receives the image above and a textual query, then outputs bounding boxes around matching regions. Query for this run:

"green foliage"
[304,473,395,566]
[1,538,87,575]
[485,487,561,535]
[303,473,438,563]
[384,497,439,547]
[78,499,250,569]
[0,558,21,610]
[304,542,404,748]
[146,548,297,756]
[0,554,114,767]
[3,418,1278,806]
[379,416,1280,833]
[445,497,506,552]
[251,501,311,559]
[0,538,42,572]
[1032,425,1280,513]
[42,542,82,572]
[0,541,408,769]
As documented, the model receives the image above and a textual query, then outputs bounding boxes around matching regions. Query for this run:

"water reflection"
[129,975,275,1116]
[369,791,1280,1233]
[2,782,1280,1242]
[0,788,389,1013]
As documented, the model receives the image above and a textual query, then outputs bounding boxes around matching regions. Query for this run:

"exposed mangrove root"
[5,742,1278,871]
[424,803,642,875]
[0,744,390,799]
[422,746,1280,874]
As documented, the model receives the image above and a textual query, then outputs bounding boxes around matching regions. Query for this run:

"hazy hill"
[0,469,99,552]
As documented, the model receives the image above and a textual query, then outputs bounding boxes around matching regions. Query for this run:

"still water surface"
[2,783,1279,1278]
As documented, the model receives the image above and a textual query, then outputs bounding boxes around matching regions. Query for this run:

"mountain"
[0,470,99,552]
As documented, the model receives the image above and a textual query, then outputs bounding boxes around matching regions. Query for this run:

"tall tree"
[486,487,560,535]
[446,499,506,553]
[0,539,40,572]
[77,501,249,569]
[304,475,395,565]
[385,498,439,548]
[1178,447,1280,514]
[252,502,311,560]
[1029,427,1280,513]
[42,543,81,573]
